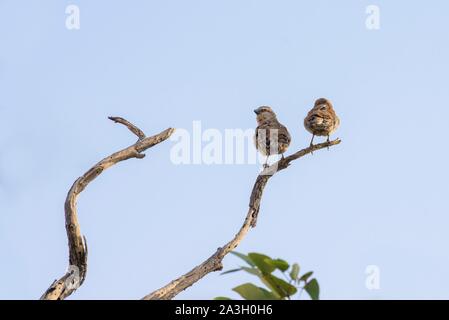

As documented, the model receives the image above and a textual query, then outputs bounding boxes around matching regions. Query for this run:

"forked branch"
[143,138,341,300]
[40,117,174,300]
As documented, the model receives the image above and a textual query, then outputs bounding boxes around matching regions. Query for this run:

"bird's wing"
[278,124,291,146]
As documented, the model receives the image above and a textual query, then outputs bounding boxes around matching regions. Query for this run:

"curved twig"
[40,117,175,300]
[143,138,341,300]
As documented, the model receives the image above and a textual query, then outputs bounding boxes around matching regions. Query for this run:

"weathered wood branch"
[40,118,175,300]
[143,138,341,300]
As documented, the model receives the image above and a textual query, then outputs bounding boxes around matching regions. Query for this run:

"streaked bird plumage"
[254,106,291,166]
[304,98,340,146]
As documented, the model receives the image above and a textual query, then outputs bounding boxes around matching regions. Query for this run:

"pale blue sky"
[1,1,449,299]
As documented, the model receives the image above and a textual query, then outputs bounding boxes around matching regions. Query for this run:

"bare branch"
[41,118,175,300]
[143,138,341,300]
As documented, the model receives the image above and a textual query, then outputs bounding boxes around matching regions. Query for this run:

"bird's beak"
[254,109,259,115]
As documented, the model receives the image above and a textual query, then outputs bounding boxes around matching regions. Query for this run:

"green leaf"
[304,279,320,300]
[268,259,289,272]
[241,266,262,276]
[231,251,255,267]
[290,263,300,281]
[248,253,276,274]
[214,296,232,300]
[233,283,280,300]
[262,274,297,298]
[299,271,313,282]
[220,268,242,275]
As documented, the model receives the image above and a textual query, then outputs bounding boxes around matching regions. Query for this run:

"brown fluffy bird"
[254,106,291,167]
[304,98,340,147]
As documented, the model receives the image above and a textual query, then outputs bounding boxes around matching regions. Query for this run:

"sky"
[1,0,449,300]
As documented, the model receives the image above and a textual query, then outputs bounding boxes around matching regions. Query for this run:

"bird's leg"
[309,134,315,155]
[327,135,330,150]
[309,134,315,147]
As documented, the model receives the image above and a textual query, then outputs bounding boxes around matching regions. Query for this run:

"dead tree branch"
[40,117,175,300]
[143,138,341,300]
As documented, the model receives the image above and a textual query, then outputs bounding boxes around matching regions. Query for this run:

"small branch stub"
[108,116,146,140]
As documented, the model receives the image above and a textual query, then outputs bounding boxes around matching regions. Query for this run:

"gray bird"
[254,106,291,167]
